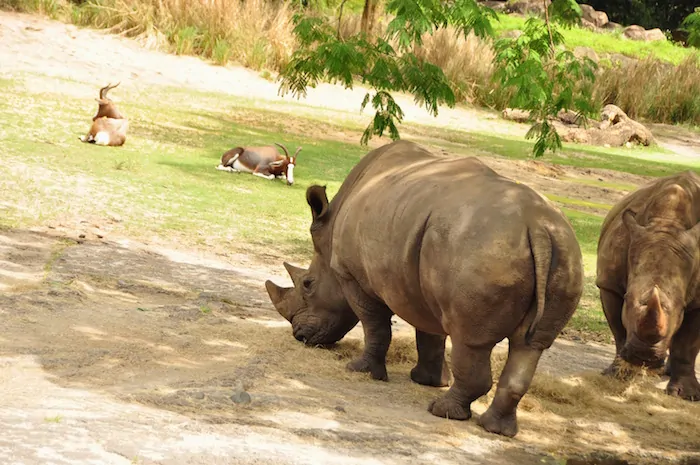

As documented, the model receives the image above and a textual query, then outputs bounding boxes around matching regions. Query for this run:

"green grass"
[2,72,700,343]
[492,13,699,66]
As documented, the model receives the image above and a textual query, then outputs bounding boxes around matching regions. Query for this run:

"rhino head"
[265,185,359,345]
[620,209,700,367]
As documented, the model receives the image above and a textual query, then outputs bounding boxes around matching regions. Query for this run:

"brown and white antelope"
[79,82,129,147]
[216,143,301,186]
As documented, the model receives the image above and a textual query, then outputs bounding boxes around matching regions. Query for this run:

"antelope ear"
[269,159,285,167]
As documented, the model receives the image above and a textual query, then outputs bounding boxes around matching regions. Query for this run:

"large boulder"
[602,21,623,31]
[481,0,508,12]
[574,46,599,63]
[579,4,609,28]
[578,4,595,21]
[558,105,655,147]
[505,0,550,16]
[502,105,655,148]
[645,28,667,42]
[623,25,666,42]
[580,18,597,31]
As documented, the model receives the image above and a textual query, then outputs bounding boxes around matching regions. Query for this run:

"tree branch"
[337,0,349,40]
[543,0,554,53]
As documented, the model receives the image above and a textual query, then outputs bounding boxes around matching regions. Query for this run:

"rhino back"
[330,146,580,340]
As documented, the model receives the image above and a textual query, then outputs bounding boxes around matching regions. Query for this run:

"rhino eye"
[302,277,314,291]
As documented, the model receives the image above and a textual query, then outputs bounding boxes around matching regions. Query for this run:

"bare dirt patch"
[2,228,700,464]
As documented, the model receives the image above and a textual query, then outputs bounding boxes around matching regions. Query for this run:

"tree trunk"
[360,0,379,39]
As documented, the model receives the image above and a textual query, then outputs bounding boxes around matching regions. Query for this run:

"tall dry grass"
[414,28,496,105]
[594,54,700,126]
[68,0,298,70]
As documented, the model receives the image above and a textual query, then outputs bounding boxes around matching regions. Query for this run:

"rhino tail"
[526,226,553,344]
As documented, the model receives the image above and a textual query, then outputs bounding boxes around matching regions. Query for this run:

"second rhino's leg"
[427,340,494,420]
[666,310,700,401]
[599,288,627,377]
[411,329,451,387]
[342,279,394,381]
[477,341,542,437]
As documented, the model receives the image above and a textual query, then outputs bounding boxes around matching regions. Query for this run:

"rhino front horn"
[265,280,293,321]
[283,262,307,286]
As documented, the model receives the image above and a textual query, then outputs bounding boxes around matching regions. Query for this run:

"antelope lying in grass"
[79,83,129,147]
[216,143,301,186]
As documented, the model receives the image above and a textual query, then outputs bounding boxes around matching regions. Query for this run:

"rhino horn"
[283,261,307,286]
[265,280,294,321]
[638,285,667,342]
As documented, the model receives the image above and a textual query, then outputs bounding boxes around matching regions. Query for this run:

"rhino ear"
[622,209,644,236]
[306,185,329,224]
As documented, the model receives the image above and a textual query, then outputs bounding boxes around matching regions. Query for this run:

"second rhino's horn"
[283,262,307,286]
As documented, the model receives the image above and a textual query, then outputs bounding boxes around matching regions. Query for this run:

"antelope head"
[271,143,302,186]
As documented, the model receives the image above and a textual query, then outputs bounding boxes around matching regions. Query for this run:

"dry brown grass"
[69,0,297,70]
[595,54,700,126]
[413,28,496,105]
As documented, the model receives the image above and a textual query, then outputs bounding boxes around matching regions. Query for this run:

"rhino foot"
[427,396,471,421]
[666,376,700,401]
[346,357,388,381]
[410,361,451,387]
[478,407,518,438]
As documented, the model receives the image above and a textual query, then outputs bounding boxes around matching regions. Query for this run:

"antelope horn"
[293,146,302,158]
[275,143,290,158]
[99,82,121,100]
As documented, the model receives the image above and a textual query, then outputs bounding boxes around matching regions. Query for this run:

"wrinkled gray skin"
[597,171,700,401]
[266,140,583,437]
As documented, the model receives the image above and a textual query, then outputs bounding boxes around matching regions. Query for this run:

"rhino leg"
[665,310,700,401]
[410,329,451,387]
[599,289,628,377]
[427,342,494,421]
[478,342,543,438]
[343,280,393,382]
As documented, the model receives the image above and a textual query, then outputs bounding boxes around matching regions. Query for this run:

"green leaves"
[279,0,497,146]
[360,91,404,144]
[548,0,582,29]
[681,7,700,48]
[279,0,596,156]
[493,6,597,157]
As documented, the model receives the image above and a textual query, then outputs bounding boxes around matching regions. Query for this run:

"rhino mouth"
[620,341,667,368]
[292,322,341,347]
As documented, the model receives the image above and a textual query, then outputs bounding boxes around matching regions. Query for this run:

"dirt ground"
[3,227,699,465]
[2,9,700,465]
